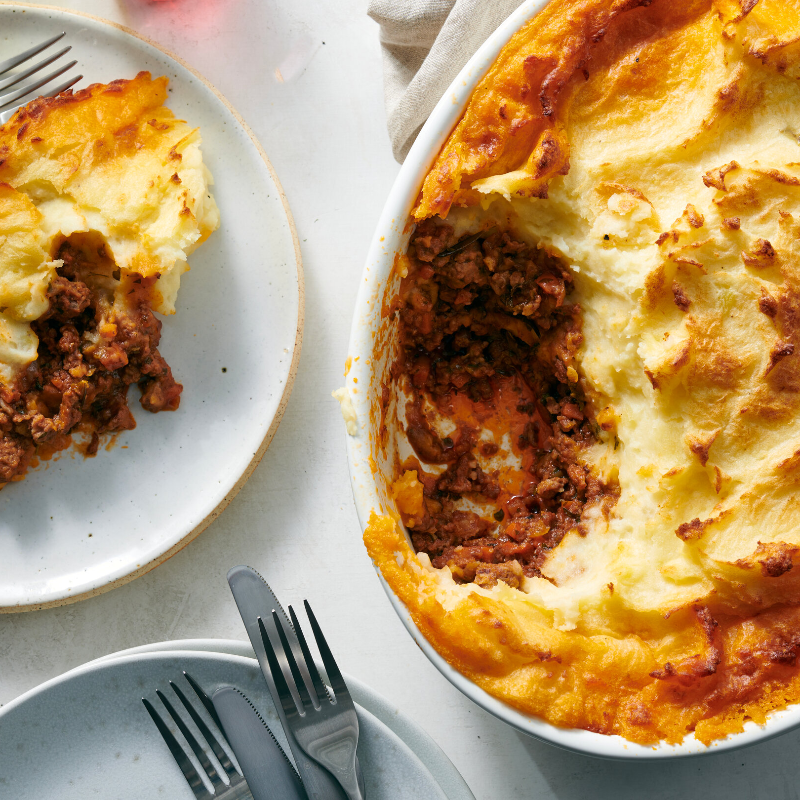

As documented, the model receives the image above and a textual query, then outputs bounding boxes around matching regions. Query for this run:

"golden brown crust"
[365,514,800,744]
[414,0,718,219]
[0,73,168,178]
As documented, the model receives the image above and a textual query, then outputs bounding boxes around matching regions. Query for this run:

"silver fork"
[0,33,82,125]
[259,603,364,800]
[142,671,253,800]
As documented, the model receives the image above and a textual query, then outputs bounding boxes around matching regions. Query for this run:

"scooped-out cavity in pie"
[0,72,219,484]
[364,0,800,744]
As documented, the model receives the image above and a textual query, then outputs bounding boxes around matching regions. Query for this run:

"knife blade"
[227,565,353,800]
[212,686,306,800]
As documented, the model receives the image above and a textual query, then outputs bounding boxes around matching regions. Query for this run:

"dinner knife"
[227,566,359,800]
[211,686,306,800]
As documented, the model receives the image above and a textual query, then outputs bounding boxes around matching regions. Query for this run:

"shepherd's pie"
[0,72,219,483]
[365,0,800,744]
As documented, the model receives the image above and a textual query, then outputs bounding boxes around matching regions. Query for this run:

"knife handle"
[212,686,307,800]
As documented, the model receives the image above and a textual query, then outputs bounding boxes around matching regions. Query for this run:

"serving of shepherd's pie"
[0,72,219,485]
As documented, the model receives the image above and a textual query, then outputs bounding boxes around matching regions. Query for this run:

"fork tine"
[305,600,349,700]
[1,75,83,126]
[183,671,225,732]
[289,604,330,705]
[0,32,65,76]
[40,73,83,100]
[142,698,210,800]
[258,615,301,720]
[273,610,315,710]
[0,46,72,93]
[0,60,78,111]
[170,681,239,782]
[156,689,225,792]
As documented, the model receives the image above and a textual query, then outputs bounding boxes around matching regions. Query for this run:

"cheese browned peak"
[0,73,219,483]
[365,0,800,744]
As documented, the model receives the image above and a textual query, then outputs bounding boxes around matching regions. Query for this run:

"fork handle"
[355,755,366,798]
[343,784,364,800]
[225,783,256,800]
[302,730,363,800]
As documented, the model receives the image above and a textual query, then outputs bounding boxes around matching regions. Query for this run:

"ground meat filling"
[0,240,183,483]
[396,219,617,589]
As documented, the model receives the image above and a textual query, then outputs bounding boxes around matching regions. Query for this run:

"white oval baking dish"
[344,0,800,759]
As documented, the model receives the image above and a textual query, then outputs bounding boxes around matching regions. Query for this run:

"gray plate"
[0,649,470,799]
[91,639,475,800]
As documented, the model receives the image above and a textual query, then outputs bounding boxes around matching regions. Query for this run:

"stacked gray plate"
[0,639,474,799]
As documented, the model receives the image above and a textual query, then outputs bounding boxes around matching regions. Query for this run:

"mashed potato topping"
[0,72,219,383]
[365,0,800,744]
[0,73,219,484]
[0,185,58,380]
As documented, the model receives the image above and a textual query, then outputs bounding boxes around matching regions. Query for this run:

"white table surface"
[0,2,795,798]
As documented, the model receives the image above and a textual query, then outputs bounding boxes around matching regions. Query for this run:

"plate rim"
[0,1,305,613]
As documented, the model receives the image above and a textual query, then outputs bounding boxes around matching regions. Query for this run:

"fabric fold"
[368,0,526,161]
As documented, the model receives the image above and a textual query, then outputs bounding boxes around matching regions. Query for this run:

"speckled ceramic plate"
[0,4,304,611]
[0,649,468,800]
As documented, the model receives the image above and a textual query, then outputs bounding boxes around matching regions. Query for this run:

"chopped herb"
[439,226,497,257]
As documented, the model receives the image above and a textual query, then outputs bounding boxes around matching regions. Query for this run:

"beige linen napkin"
[368,0,526,161]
